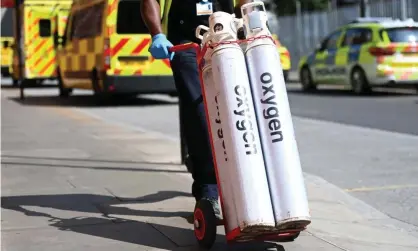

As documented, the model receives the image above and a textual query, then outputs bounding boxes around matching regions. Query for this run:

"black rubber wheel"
[194,199,217,249]
[91,69,102,96]
[350,67,371,95]
[300,66,316,92]
[57,69,72,98]
[91,69,110,103]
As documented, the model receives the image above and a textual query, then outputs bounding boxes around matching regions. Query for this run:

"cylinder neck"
[241,2,271,39]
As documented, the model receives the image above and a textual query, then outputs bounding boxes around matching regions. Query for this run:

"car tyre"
[350,67,371,95]
[300,66,316,92]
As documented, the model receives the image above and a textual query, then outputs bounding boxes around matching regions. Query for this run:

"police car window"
[342,28,372,46]
[325,31,342,50]
[384,27,418,43]
[117,0,149,34]
[72,2,105,39]
[39,19,52,37]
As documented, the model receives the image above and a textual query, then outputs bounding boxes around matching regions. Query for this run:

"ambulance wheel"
[194,199,217,249]
[350,67,370,95]
[91,69,107,102]
[57,69,72,98]
[300,66,316,92]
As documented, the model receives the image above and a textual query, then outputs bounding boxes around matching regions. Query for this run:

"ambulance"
[56,0,175,98]
[1,7,14,80]
[10,0,72,86]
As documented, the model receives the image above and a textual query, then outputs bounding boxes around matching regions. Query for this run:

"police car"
[298,17,418,94]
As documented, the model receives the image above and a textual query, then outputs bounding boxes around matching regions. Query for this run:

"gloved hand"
[149,33,175,61]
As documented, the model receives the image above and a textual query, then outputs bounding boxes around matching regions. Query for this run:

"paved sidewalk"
[1,89,418,251]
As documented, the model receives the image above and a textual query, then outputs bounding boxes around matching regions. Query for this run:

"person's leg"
[169,41,220,216]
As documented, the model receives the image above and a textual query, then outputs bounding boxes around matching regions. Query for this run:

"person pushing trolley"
[142,0,311,248]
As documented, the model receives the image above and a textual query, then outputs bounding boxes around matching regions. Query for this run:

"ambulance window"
[117,0,149,34]
[39,19,52,37]
[1,8,13,37]
[72,2,105,39]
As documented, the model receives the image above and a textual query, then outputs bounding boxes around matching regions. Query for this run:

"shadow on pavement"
[1,83,58,89]
[1,192,285,250]
[287,88,416,97]
[1,192,192,217]
[7,94,177,108]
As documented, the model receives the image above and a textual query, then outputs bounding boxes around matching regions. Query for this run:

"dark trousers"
[169,39,218,201]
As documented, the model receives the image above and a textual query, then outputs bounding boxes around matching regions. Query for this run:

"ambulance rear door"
[24,6,57,78]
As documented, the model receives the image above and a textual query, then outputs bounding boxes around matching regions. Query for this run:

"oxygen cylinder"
[208,11,276,235]
[194,25,239,233]
[241,2,311,229]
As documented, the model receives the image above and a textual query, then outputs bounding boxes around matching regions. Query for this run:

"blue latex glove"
[149,33,175,61]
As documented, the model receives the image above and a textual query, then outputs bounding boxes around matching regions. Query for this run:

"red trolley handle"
[168,43,200,53]
[168,43,207,68]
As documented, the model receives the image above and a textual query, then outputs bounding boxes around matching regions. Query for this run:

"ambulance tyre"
[194,199,217,249]
[57,69,72,98]
[350,67,371,95]
[300,66,316,92]
[91,69,107,102]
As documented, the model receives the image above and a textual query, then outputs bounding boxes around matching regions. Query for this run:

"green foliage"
[271,0,329,16]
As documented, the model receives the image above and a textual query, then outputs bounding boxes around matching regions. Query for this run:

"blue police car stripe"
[348,45,361,63]
[325,49,337,65]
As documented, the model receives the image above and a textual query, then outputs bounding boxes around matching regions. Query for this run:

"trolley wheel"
[194,199,217,249]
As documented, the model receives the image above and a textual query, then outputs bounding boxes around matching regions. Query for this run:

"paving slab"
[2,88,418,251]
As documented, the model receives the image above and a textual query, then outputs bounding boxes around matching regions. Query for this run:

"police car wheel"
[350,68,370,95]
[300,67,316,92]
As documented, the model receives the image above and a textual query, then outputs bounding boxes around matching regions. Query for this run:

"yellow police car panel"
[11,0,72,83]
[272,34,291,81]
[298,17,418,94]
[57,0,175,97]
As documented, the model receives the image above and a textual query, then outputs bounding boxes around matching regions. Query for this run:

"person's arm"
[140,0,163,36]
